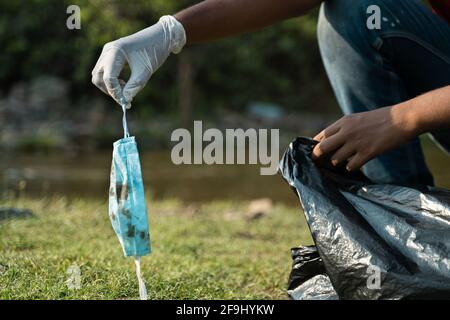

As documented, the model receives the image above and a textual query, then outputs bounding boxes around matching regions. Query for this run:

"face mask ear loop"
[121,103,130,139]
[134,256,148,300]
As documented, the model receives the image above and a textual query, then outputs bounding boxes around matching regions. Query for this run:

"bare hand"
[312,106,417,172]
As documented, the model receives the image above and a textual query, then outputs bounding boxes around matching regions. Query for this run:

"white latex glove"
[91,15,186,108]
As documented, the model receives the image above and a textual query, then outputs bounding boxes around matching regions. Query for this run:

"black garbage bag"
[287,245,338,300]
[287,245,326,291]
[279,137,450,300]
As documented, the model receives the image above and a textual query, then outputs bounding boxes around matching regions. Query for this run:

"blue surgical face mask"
[108,103,151,299]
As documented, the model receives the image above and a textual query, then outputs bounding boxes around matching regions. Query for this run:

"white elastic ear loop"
[120,101,130,138]
[134,256,148,300]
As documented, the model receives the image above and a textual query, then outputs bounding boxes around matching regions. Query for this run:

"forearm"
[393,85,450,135]
[174,0,322,44]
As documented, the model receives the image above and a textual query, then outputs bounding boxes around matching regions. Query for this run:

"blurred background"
[0,0,448,205]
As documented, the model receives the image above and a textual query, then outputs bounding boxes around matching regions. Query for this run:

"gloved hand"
[91,15,186,108]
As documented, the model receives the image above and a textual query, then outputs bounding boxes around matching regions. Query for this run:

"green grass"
[0,197,311,300]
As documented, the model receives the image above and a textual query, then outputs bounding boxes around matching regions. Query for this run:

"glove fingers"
[122,74,150,108]
[122,51,153,106]
[102,46,127,106]
[91,46,110,95]
[118,79,128,108]
[91,67,108,95]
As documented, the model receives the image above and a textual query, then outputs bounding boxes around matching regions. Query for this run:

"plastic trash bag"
[279,137,450,300]
[287,245,326,291]
[108,103,151,299]
[289,274,339,300]
[287,245,338,300]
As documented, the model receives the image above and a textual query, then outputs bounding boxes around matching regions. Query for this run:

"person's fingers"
[346,153,368,172]
[91,67,108,95]
[313,124,340,142]
[323,123,341,139]
[91,46,111,94]
[102,47,126,105]
[330,143,356,166]
[122,66,151,109]
[313,130,325,142]
[347,154,355,163]
[312,132,345,160]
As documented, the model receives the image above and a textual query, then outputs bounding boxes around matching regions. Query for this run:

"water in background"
[1,137,448,206]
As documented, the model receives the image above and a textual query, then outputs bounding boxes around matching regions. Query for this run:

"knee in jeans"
[317,0,381,56]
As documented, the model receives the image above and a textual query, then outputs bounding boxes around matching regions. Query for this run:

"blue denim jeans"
[318,0,450,185]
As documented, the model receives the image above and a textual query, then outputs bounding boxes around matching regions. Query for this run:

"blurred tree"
[0,0,338,124]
